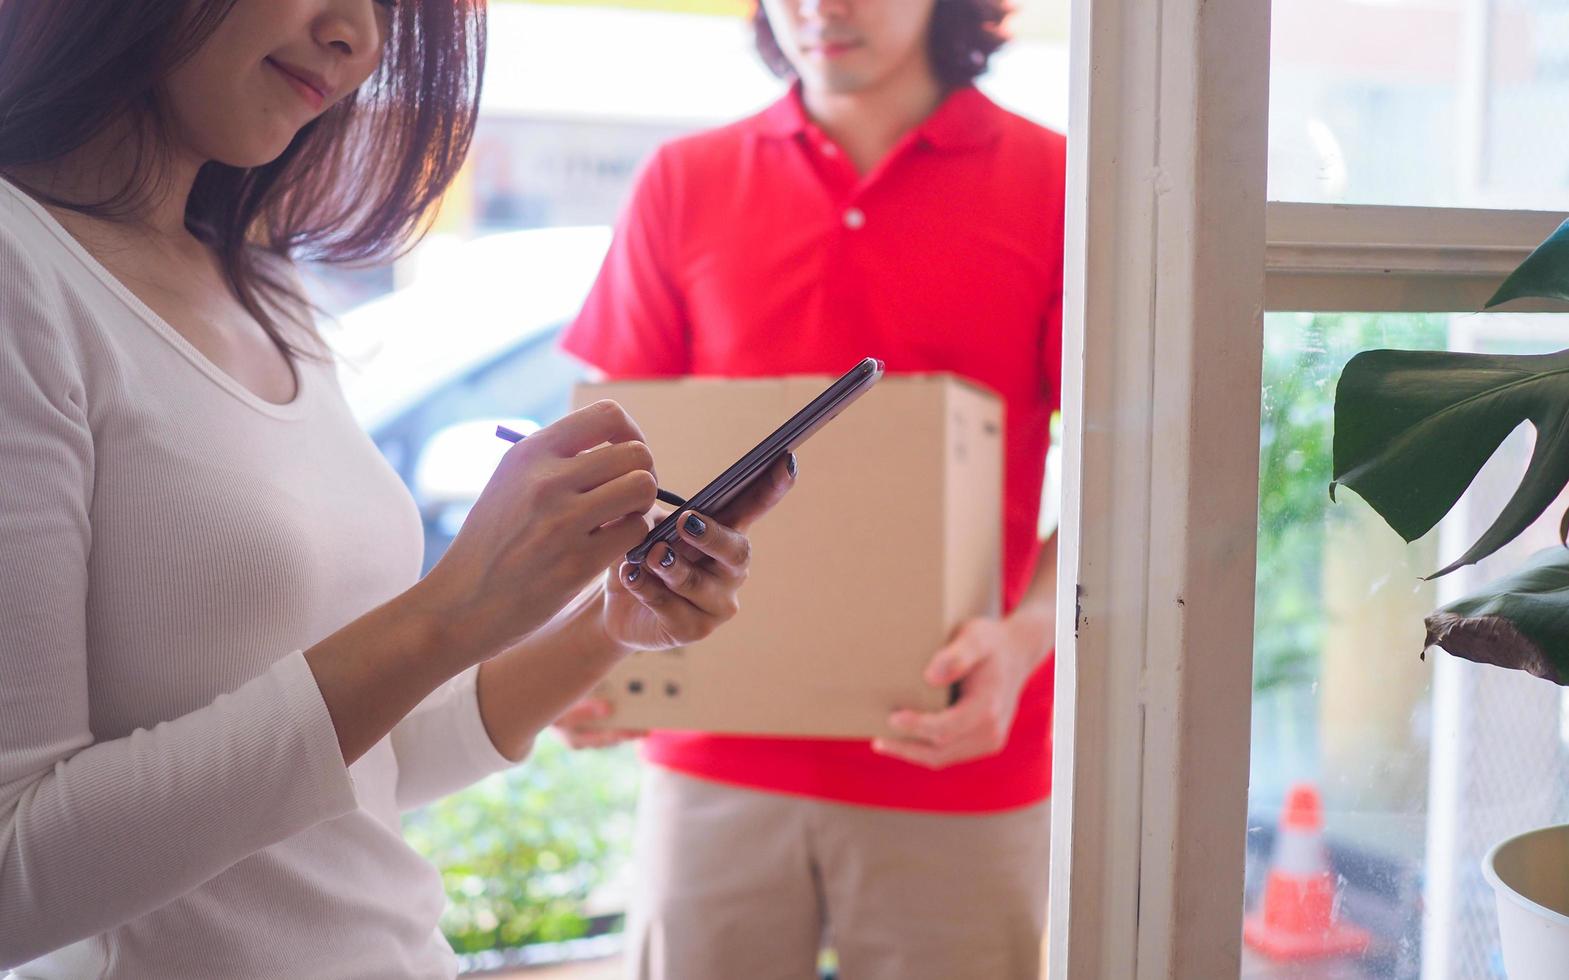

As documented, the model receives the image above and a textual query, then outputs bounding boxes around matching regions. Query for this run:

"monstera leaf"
[1331,347,1569,577]
[1331,216,1569,682]
[1424,547,1569,685]
[1486,217,1569,308]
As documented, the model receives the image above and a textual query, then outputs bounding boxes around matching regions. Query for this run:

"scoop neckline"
[0,174,312,421]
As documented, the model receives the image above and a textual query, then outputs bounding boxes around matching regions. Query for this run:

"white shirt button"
[843,207,866,230]
[821,143,839,158]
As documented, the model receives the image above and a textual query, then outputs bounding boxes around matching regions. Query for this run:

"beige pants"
[624,766,1051,980]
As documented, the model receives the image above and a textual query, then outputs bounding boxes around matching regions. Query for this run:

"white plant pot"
[1484,823,1569,979]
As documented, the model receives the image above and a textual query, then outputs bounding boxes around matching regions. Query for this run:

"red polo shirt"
[563,85,1065,813]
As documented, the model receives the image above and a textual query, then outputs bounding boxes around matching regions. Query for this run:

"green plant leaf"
[1485,217,1569,308]
[1425,546,1569,684]
[402,737,639,955]
[1330,347,1569,576]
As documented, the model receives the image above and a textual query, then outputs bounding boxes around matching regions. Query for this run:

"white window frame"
[1266,203,1568,313]
[1051,1,1569,977]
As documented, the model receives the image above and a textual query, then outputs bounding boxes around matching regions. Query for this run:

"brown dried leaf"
[1424,612,1567,686]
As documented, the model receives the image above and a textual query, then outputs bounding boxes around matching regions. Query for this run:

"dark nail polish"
[684,513,707,536]
[786,452,798,478]
[626,565,640,582]
[659,548,677,568]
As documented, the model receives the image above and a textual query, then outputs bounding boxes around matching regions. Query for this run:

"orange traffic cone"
[1243,783,1371,961]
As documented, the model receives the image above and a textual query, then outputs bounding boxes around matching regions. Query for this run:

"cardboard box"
[574,374,1002,739]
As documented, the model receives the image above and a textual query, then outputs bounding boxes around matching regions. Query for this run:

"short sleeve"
[560,145,693,379]
[1040,131,1067,416]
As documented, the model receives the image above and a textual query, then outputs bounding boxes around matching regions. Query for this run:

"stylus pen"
[494,424,690,509]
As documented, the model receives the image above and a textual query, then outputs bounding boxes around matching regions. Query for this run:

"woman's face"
[163,0,393,168]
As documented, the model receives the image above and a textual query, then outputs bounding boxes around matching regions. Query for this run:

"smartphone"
[626,356,885,565]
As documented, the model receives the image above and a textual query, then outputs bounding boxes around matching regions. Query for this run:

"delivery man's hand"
[553,697,647,749]
[554,452,799,750]
[872,615,1046,769]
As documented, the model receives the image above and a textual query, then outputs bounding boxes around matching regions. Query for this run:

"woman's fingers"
[616,512,754,631]
[589,514,652,571]
[715,452,796,532]
[569,439,657,494]
[672,511,751,577]
[580,469,659,530]
[619,560,709,642]
[640,543,741,621]
[533,399,647,457]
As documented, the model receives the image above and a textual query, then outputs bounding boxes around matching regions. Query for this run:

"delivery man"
[558,1,1065,977]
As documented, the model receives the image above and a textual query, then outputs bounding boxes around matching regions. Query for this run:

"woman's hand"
[599,451,796,649]
[598,508,753,650]
[416,400,660,670]
[553,452,797,749]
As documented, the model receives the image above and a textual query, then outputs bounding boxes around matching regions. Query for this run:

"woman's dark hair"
[0,0,485,360]
[752,0,1011,89]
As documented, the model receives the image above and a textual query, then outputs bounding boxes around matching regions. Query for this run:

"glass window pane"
[319,2,1069,971]
[1243,311,1569,979]
[1270,0,1569,210]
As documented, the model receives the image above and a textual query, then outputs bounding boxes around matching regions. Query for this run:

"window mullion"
[1052,0,1267,975]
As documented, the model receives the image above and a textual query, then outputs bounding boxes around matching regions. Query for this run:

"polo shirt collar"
[756,85,811,138]
[918,85,1001,150]
[754,83,1001,151]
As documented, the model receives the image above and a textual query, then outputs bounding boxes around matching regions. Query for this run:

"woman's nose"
[314,0,382,62]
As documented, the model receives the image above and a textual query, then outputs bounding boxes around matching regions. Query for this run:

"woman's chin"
[221,150,291,170]
[206,132,302,171]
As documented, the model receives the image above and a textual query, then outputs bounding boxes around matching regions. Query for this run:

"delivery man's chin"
[808,67,877,96]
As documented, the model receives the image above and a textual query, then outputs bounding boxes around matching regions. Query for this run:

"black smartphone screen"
[626,357,885,565]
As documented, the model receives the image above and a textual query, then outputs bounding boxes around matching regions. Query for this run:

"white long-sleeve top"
[0,175,516,978]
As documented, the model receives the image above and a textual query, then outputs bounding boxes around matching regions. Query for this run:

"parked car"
[331,226,612,573]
